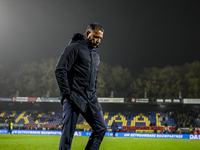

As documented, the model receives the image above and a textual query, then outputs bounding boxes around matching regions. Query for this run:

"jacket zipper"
[89,50,93,90]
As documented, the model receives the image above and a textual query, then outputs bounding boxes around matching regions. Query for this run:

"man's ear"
[86,30,91,38]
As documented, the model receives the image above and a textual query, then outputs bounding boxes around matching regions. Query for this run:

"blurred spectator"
[194,130,199,134]
[125,112,131,119]
[161,123,171,133]
[111,120,118,139]
[8,121,13,135]
[175,123,180,133]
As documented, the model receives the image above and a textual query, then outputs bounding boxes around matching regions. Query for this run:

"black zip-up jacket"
[55,33,102,114]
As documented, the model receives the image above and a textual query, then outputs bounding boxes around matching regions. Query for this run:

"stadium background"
[1,97,200,140]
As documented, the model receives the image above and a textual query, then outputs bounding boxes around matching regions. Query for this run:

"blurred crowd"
[168,109,199,128]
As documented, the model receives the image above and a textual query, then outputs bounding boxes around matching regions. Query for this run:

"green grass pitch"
[0,134,200,150]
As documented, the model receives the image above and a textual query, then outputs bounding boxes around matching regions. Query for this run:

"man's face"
[86,29,103,48]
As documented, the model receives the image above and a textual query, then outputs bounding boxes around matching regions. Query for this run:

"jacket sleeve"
[55,44,78,101]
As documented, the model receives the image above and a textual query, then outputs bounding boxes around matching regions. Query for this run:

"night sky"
[0,0,199,75]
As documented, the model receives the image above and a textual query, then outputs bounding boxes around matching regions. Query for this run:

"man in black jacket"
[55,23,107,150]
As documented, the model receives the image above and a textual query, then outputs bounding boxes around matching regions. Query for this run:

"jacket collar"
[83,34,98,49]
[69,33,97,49]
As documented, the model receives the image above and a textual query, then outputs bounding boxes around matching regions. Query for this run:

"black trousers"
[113,131,116,137]
[59,100,107,150]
